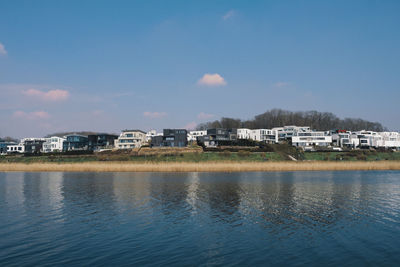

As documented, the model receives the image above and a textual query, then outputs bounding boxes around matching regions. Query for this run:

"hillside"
[197,109,386,132]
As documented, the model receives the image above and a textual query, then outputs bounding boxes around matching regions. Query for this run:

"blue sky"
[1,0,399,137]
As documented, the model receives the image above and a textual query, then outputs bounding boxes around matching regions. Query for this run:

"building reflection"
[60,172,118,229]
[1,170,386,236]
[185,172,200,214]
[237,172,297,229]
[197,174,242,223]
[148,173,190,219]
[112,172,153,210]
[1,172,25,209]
[235,171,377,234]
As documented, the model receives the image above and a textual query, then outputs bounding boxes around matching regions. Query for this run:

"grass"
[1,161,400,172]
[1,150,399,164]
[0,152,286,163]
[302,151,400,161]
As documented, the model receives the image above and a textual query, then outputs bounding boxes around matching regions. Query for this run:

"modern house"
[146,130,163,143]
[331,130,353,148]
[115,130,147,149]
[259,129,279,143]
[379,132,400,148]
[21,138,46,154]
[43,136,65,153]
[355,131,382,148]
[150,135,163,147]
[63,134,89,151]
[88,134,118,151]
[237,128,252,140]
[162,129,188,147]
[291,131,332,148]
[237,128,278,143]
[197,128,237,147]
[187,130,207,142]
[7,143,25,153]
[0,139,17,154]
[273,126,311,142]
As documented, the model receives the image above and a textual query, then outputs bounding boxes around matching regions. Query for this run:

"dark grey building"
[163,129,188,147]
[197,128,237,147]
[150,135,163,147]
[23,139,46,154]
[88,134,118,151]
[63,134,89,151]
[151,129,188,147]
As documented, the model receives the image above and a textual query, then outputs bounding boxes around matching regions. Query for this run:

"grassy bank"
[1,150,399,164]
[1,161,400,172]
[0,151,286,163]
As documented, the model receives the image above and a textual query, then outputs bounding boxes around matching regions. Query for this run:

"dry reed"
[0,161,400,172]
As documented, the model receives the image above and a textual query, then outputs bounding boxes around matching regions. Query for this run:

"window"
[126,134,133,137]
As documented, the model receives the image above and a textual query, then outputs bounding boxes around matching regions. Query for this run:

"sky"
[1,0,399,138]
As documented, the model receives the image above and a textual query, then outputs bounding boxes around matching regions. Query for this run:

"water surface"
[0,171,399,266]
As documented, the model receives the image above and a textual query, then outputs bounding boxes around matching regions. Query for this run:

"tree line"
[196,109,386,132]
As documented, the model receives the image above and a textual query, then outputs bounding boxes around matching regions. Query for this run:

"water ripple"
[0,171,400,266]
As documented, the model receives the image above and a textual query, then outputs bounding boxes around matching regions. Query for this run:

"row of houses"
[1,126,400,154]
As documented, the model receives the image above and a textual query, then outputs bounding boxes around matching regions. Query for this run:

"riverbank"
[1,161,400,172]
[2,149,400,164]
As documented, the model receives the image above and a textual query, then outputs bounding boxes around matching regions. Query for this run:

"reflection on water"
[0,171,400,266]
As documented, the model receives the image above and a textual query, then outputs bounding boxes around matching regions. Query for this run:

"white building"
[188,130,207,142]
[331,131,354,148]
[273,126,311,141]
[354,130,382,148]
[237,129,252,140]
[43,136,65,153]
[237,128,278,143]
[146,130,163,143]
[115,130,147,149]
[291,131,332,147]
[7,144,25,153]
[378,132,400,148]
[259,129,278,143]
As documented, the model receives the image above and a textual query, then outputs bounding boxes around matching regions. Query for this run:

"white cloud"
[0,42,7,55]
[184,121,197,130]
[273,82,291,88]
[13,110,50,120]
[223,10,235,20]
[197,112,215,120]
[22,88,70,101]
[143,111,167,119]
[197,73,227,87]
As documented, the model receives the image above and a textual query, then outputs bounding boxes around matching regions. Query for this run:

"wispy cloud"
[22,88,70,101]
[223,10,235,20]
[13,110,50,120]
[91,110,104,116]
[143,111,167,119]
[273,82,291,88]
[197,73,227,87]
[197,112,215,120]
[184,121,197,130]
[0,42,7,55]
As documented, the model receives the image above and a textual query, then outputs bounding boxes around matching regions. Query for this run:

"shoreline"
[1,161,400,172]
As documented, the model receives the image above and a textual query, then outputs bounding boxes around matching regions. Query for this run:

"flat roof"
[122,129,146,134]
